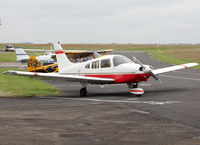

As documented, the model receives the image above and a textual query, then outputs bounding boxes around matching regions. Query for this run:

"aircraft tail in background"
[15,47,30,62]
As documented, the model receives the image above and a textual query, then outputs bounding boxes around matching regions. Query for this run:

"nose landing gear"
[128,83,144,97]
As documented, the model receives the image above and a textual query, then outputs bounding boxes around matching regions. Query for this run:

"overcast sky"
[0,0,200,43]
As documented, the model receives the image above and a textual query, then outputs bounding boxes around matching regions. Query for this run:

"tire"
[136,95,142,97]
[80,88,87,97]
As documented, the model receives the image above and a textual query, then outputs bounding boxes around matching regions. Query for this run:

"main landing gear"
[80,87,87,97]
[127,83,144,97]
[80,83,87,97]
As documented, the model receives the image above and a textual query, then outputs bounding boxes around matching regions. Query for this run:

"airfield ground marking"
[127,98,139,101]
[173,70,200,76]
[160,75,200,81]
[67,98,182,105]
[129,109,150,114]
[139,84,152,86]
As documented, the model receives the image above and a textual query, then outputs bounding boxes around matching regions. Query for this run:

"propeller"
[132,56,161,83]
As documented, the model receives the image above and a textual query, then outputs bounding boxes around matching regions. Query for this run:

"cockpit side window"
[101,59,111,68]
[113,56,128,66]
[92,61,99,69]
[123,56,133,63]
[85,63,90,69]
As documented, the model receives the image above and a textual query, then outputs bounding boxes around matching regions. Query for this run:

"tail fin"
[15,47,30,62]
[54,43,72,73]
[27,56,42,72]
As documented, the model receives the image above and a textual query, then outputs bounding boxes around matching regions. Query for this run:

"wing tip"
[184,62,199,68]
[3,70,17,75]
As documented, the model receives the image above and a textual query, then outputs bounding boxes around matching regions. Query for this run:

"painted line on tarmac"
[127,98,139,101]
[69,98,182,105]
[139,83,152,86]
[160,74,200,81]
[173,70,200,76]
[130,109,150,114]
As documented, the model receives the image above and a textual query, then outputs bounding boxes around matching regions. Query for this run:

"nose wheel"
[127,83,144,97]
[80,87,87,97]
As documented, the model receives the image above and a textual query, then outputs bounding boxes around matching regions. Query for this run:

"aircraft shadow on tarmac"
[56,87,187,98]
[143,88,187,98]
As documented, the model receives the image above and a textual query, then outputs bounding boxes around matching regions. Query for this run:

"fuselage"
[60,55,151,83]
[36,54,55,64]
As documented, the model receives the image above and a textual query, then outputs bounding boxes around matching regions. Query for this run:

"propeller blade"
[132,56,144,67]
[132,56,161,83]
[149,71,161,83]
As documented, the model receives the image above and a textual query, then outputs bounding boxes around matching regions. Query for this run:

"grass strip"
[149,50,200,69]
[0,52,43,62]
[0,68,61,97]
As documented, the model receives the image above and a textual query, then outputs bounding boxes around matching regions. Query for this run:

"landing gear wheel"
[136,95,142,97]
[80,87,87,97]
[128,83,144,97]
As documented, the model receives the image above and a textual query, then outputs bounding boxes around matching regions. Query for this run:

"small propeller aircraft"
[15,47,55,64]
[4,43,198,97]
[27,56,58,73]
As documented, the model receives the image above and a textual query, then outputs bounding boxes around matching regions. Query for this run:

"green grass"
[0,52,43,62]
[149,50,200,69]
[0,43,52,50]
[0,68,61,97]
[0,52,16,62]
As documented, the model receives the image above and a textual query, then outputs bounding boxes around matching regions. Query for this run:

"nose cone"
[142,65,152,73]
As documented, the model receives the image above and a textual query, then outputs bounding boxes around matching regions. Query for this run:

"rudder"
[54,43,72,73]
[15,47,30,62]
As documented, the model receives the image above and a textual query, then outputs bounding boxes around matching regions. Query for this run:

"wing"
[96,49,113,54]
[24,49,46,52]
[3,71,114,84]
[152,63,198,75]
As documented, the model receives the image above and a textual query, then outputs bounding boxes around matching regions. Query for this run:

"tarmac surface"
[0,51,200,145]
[0,62,26,68]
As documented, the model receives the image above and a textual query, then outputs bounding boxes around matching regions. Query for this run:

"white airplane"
[5,43,198,97]
[15,47,55,64]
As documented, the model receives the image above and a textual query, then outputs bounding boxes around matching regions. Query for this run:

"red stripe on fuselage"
[55,51,65,54]
[85,73,150,83]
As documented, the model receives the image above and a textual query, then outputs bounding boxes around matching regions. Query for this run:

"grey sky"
[0,0,200,43]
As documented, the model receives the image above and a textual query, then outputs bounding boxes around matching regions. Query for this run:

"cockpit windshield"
[113,56,133,66]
